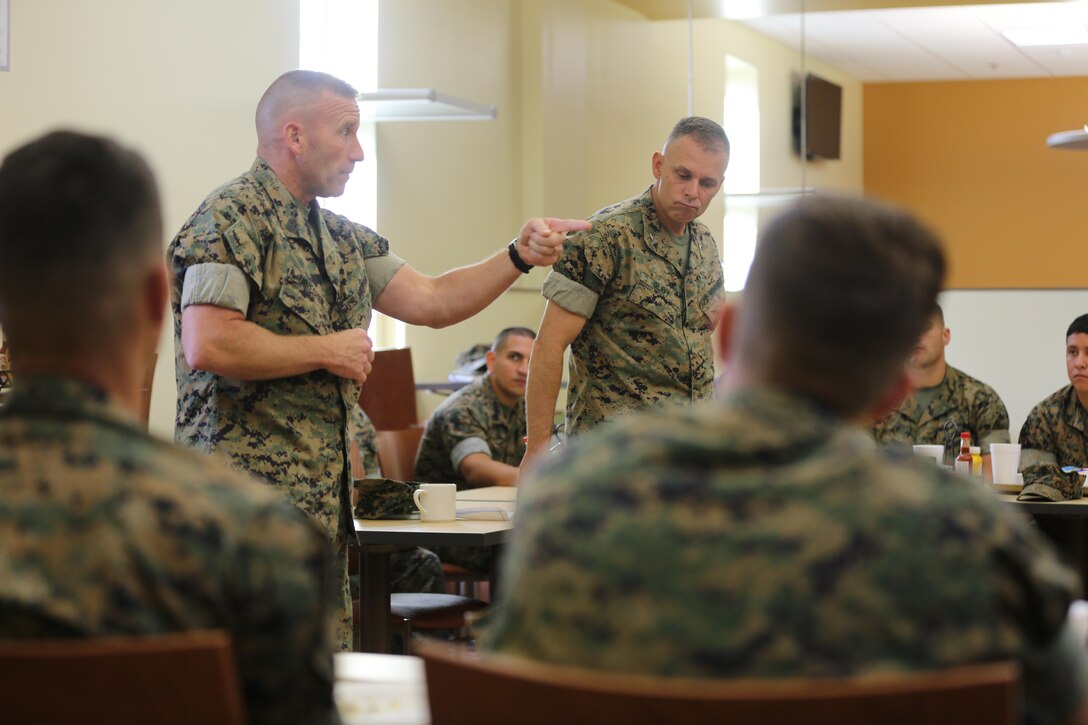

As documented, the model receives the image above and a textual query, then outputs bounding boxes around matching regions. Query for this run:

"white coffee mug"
[413,483,457,522]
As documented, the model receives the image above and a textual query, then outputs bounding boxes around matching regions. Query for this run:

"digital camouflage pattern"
[169,158,394,650]
[484,386,1082,720]
[1018,385,1088,501]
[169,158,390,541]
[414,373,526,487]
[349,404,380,477]
[0,377,337,725]
[543,186,725,437]
[870,365,1010,464]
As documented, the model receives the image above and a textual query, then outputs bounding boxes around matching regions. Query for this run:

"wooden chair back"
[420,644,1019,725]
[359,347,417,430]
[376,427,425,481]
[0,629,246,725]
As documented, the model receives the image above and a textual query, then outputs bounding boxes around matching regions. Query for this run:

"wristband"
[507,240,534,274]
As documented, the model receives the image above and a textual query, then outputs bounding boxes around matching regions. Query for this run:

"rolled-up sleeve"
[180,262,250,315]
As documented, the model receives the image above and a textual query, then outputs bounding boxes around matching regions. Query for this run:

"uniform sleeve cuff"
[542,271,598,318]
[181,262,250,314]
[451,437,491,472]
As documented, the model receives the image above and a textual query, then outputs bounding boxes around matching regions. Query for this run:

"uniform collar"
[250,157,343,303]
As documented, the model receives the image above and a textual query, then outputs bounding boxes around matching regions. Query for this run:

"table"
[354,490,516,653]
[334,652,429,725]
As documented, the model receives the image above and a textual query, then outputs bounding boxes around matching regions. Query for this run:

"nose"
[350,136,364,163]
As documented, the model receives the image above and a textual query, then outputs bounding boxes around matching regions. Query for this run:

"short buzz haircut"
[0,130,162,356]
[666,117,730,156]
[931,303,945,326]
[735,194,946,417]
[492,327,536,353]
[1067,314,1088,339]
[256,69,358,134]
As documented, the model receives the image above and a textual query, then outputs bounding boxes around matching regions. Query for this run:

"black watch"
[507,240,534,274]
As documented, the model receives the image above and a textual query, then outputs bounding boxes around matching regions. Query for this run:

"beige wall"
[0,0,300,437]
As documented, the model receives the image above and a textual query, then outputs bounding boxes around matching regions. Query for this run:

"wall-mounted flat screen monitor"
[793,73,842,161]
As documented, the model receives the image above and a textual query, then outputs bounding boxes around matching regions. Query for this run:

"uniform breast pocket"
[626,278,679,327]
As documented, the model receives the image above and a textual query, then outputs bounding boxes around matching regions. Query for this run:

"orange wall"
[864,77,1088,289]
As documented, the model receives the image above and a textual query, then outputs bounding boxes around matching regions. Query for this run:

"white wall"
[0,0,300,437]
[940,290,1088,441]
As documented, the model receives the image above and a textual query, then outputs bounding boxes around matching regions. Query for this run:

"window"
[723,55,760,293]
[300,0,405,348]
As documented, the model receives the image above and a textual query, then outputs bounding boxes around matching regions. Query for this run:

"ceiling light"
[1002,27,1088,47]
[356,88,496,122]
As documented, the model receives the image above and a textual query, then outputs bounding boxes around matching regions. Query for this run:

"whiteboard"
[939,290,1088,441]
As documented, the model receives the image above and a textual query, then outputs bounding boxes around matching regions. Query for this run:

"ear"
[942,326,951,348]
[713,303,738,365]
[651,151,664,181]
[143,262,168,332]
[865,369,912,423]
[485,349,496,373]
[284,121,304,155]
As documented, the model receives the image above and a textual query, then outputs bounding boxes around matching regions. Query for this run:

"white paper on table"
[456,506,513,521]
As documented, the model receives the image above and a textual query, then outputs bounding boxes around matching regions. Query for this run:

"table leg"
[360,548,392,653]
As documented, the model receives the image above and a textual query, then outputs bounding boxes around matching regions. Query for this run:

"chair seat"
[390,593,487,630]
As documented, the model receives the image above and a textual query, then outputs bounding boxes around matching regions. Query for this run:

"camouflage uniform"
[0,377,337,724]
[484,386,1088,724]
[870,365,1010,464]
[348,404,381,478]
[414,372,526,487]
[414,372,523,572]
[542,186,725,437]
[1019,385,1088,501]
[168,158,406,651]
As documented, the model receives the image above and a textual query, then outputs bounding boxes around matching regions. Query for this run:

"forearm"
[460,453,519,488]
[524,345,565,460]
[183,305,344,381]
[409,249,522,328]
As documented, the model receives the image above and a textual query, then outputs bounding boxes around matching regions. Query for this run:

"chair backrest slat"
[0,629,246,725]
[420,644,1019,725]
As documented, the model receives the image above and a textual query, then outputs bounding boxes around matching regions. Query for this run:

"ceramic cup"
[412,483,457,522]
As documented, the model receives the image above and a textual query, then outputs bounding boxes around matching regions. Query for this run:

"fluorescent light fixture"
[1002,27,1088,47]
[1047,126,1088,150]
[356,88,496,122]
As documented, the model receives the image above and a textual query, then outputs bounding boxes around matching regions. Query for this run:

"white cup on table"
[413,483,457,522]
[912,444,945,466]
[989,443,1022,485]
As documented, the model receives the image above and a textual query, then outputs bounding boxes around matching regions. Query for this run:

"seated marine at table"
[1018,314,1088,502]
[483,194,1088,725]
[414,326,535,489]
[0,131,338,723]
[870,303,1010,475]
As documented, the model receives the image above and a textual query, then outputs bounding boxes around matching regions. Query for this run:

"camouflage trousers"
[432,544,501,575]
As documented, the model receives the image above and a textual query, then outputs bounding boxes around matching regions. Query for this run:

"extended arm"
[459,453,519,488]
[182,304,374,383]
[373,217,590,328]
[521,301,587,471]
